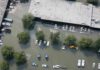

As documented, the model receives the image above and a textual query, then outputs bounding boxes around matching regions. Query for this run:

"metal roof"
[29,0,100,28]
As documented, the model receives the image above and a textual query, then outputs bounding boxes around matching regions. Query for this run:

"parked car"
[81,59,85,67]
[61,45,66,50]
[0,40,3,46]
[32,61,37,66]
[77,59,81,67]
[42,64,48,68]
[98,63,100,70]
[4,27,11,33]
[35,40,38,44]
[4,18,13,23]
[97,49,100,56]
[53,65,61,69]
[0,33,4,36]
[37,54,41,60]
[46,41,50,46]
[92,62,96,68]
[45,54,49,60]
[2,22,11,27]
[44,41,47,45]
[38,40,42,46]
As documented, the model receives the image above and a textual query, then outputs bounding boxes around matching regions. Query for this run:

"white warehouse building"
[29,0,100,29]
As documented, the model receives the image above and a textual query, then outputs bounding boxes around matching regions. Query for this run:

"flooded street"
[0,0,100,70]
[76,0,87,3]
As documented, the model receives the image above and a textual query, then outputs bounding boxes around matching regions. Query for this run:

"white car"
[61,46,66,50]
[0,42,3,46]
[2,22,11,27]
[53,65,61,69]
[46,41,50,47]
[9,5,14,9]
[98,63,100,69]
[44,41,47,45]
[38,40,42,46]
[92,62,96,68]
[4,18,13,23]
[1,28,5,32]
[54,24,58,29]
[32,61,37,66]
[81,59,85,67]
[0,40,2,43]
[0,40,3,46]
[77,59,81,67]
[35,40,38,44]
[42,64,48,68]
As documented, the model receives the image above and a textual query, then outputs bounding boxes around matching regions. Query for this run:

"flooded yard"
[0,0,100,70]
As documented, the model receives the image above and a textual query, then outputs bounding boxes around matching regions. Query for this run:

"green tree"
[87,0,98,5]
[17,32,30,44]
[14,52,27,65]
[50,32,60,45]
[22,13,35,30]
[0,61,9,70]
[1,46,14,60]
[36,31,45,41]
[64,35,77,46]
[92,38,100,52]
[79,37,93,50]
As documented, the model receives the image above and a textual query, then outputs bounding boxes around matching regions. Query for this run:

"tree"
[20,0,29,3]
[14,52,27,65]
[92,38,100,52]
[79,37,93,50]
[64,35,77,46]
[50,32,60,45]
[36,30,45,41]
[87,0,98,5]
[0,61,9,70]
[1,46,14,60]
[17,32,30,44]
[22,13,35,30]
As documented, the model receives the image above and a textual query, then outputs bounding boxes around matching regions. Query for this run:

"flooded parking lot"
[0,0,100,70]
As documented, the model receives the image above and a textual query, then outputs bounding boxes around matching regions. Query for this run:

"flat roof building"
[29,0,100,29]
[0,0,9,26]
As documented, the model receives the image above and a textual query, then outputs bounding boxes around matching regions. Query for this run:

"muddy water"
[1,0,100,70]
